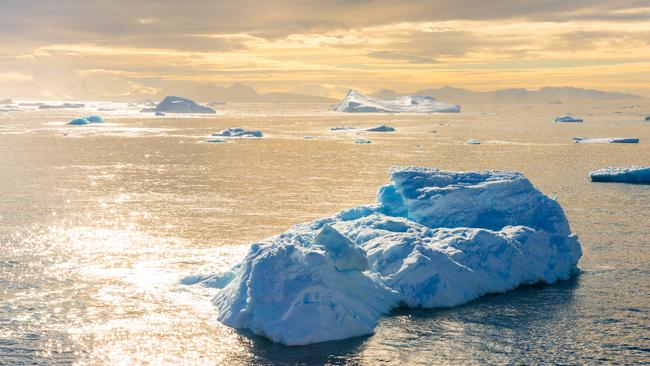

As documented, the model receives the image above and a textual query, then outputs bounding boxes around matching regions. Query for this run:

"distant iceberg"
[155,96,215,114]
[555,115,583,123]
[334,90,460,113]
[39,103,85,109]
[355,138,372,144]
[573,137,639,144]
[466,139,481,145]
[365,125,395,132]
[645,115,650,121]
[212,128,262,138]
[590,166,650,184]
[67,115,104,125]
[188,167,581,345]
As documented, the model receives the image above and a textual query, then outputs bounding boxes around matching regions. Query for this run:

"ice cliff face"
[333,90,460,113]
[189,167,582,345]
[590,166,650,184]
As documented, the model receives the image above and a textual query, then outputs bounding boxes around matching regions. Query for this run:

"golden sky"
[1,0,650,99]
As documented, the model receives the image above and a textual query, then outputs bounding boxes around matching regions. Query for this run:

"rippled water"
[1,103,649,365]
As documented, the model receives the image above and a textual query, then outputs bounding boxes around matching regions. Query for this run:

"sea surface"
[1,103,649,365]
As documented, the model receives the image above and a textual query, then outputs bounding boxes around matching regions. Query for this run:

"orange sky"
[1,1,649,99]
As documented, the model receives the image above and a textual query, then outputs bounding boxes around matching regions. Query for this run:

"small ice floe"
[67,115,104,125]
[205,139,227,143]
[573,137,639,144]
[645,115,650,121]
[590,166,650,184]
[331,126,357,131]
[155,96,215,114]
[555,115,583,123]
[334,90,460,113]
[212,128,263,138]
[466,139,481,145]
[190,167,581,345]
[355,138,372,144]
[365,125,395,132]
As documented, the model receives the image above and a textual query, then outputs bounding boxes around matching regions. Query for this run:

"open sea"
[1,102,649,365]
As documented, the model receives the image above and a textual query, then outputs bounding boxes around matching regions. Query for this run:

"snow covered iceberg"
[573,137,639,144]
[334,90,460,113]
[192,167,581,345]
[155,96,215,114]
[555,115,583,122]
[590,166,650,184]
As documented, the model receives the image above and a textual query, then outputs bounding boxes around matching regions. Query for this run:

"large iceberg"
[155,96,215,114]
[590,166,650,184]
[333,90,460,113]
[191,167,581,345]
[573,137,639,144]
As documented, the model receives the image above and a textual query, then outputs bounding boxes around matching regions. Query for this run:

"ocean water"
[1,103,649,365]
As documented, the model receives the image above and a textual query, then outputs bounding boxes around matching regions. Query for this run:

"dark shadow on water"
[233,276,582,365]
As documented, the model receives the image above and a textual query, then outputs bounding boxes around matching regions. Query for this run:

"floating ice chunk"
[212,128,263,138]
[645,115,650,121]
[206,139,227,143]
[590,166,650,184]
[466,139,481,145]
[366,125,395,132]
[334,90,460,113]
[355,138,372,144]
[193,167,581,345]
[155,96,215,114]
[331,126,357,131]
[67,115,104,125]
[555,115,583,122]
[573,137,639,144]
[155,111,165,116]
[40,103,85,109]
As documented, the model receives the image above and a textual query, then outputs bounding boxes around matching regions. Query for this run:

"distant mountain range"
[371,86,647,104]
[161,83,338,103]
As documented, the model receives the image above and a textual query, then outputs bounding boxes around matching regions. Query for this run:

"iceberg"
[67,115,104,125]
[555,115,583,122]
[365,125,395,132]
[590,166,650,184]
[155,96,216,114]
[191,167,581,345]
[466,139,481,145]
[334,90,460,113]
[645,115,650,121]
[212,128,263,138]
[355,138,372,144]
[573,137,639,144]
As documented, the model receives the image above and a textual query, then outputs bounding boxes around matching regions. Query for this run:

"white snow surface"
[192,167,582,345]
[590,166,650,184]
[334,90,460,113]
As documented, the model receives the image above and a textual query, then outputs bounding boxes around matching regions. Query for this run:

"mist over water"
[1,103,649,364]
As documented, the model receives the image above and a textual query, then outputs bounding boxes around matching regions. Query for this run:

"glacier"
[573,137,639,144]
[590,166,650,184]
[555,115,583,123]
[333,90,460,113]
[189,167,582,345]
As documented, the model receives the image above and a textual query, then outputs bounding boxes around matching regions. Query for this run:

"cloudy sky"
[1,0,650,99]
